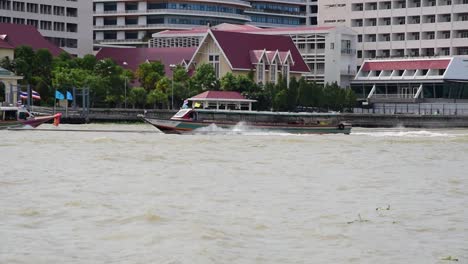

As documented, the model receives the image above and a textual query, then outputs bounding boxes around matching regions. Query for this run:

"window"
[282,62,290,85]
[209,54,220,79]
[270,62,277,83]
[257,60,265,84]
[330,43,334,49]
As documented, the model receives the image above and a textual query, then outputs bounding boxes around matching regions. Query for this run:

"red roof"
[0,23,64,56]
[210,30,309,72]
[0,37,13,49]
[362,59,451,71]
[95,47,197,76]
[191,91,247,100]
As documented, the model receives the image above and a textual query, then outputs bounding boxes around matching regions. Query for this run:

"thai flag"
[32,90,41,100]
[19,91,28,99]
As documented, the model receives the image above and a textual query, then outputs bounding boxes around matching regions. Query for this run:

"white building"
[93,0,319,48]
[351,56,468,113]
[0,0,93,57]
[150,24,357,88]
[319,0,468,68]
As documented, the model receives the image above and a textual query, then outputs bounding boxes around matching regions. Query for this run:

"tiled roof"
[0,37,13,49]
[211,30,309,72]
[0,23,64,56]
[95,47,197,76]
[362,59,451,71]
[190,91,247,100]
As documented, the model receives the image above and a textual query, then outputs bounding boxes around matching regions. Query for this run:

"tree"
[147,88,168,109]
[128,87,147,108]
[220,72,237,91]
[14,46,35,84]
[191,63,217,93]
[136,61,165,91]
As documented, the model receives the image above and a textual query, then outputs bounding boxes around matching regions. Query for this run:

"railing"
[354,103,468,115]
[245,8,306,16]
[146,8,251,21]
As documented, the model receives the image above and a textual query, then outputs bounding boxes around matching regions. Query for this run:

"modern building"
[0,0,93,56]
[319,0,468,67]
[351,56,468,113]
[93,0,252,47]
[93,0,318,48]
[245,0,317,27]
[150,24,357,87]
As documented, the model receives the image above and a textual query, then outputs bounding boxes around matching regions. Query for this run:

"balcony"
[245,8,306,17]
[147,8,251,21]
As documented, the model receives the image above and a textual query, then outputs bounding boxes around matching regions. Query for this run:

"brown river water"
[1,124,467,263]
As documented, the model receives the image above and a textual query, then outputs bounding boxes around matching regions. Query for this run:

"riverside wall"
[33,107,468,128]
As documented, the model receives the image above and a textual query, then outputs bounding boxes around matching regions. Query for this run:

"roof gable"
[210,30,309,73]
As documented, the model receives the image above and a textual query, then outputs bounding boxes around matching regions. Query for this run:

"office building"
[0,0,93,56]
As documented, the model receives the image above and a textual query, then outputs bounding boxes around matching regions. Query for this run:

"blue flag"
[55,90,65,100]
[66,91,73,101]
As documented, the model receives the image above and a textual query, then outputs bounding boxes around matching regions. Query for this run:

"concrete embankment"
[33,107,468,128]
[340,114,468,128]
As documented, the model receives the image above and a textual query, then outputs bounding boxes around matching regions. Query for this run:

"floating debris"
[376,205,391,211]
[441,256,459,262]
[347,214,370,224]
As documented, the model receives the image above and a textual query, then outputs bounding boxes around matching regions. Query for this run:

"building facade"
[351,56,468,114]
[245,0,317,27]
[0,0,93,57]
[93,0,318,48]
[150,24,357,87]
[319,0,468,67]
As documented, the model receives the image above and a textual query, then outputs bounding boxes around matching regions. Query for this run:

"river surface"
[1,124,467,264]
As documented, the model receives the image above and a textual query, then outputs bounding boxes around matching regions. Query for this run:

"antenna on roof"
[207,22,211,28]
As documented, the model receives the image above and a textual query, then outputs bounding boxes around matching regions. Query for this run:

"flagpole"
[54,89,56,115]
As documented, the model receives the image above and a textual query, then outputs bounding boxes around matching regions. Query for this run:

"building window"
[282,62,290,84]
[257,60,265,84]
[209,54,220,79]
[270,62,277,83]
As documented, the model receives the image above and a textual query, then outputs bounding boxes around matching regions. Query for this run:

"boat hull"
[141,117,351,135]
[0,113,62,130]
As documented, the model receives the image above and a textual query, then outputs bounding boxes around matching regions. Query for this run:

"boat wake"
[191,122,293,136]
[352,130,468,138]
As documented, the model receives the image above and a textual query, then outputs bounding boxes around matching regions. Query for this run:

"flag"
[55,90,65,100]
[32,90,41,100]
[66,91,73,101]
[19,91,28,99]
[194,102,201,108]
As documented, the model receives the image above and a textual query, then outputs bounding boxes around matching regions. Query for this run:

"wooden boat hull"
[0,113,62,130]
[141,117,352,135]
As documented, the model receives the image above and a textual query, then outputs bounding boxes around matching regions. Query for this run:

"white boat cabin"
[0,106,33,121]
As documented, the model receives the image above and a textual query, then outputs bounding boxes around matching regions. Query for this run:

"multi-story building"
[150,24,356,87]
[93,0,253,47]
[246,0,317,27]
[0,0,93,57]
[319,0,468,67]
[93,0,318,48]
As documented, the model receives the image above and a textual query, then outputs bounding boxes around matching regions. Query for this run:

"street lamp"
[169,64,176,110]
[122,61,128,109]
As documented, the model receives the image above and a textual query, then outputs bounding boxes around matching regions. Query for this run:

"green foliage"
[4,45,358,110]
[128,87,147,108]
[136,61,165,91]
[190,63,217,93]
